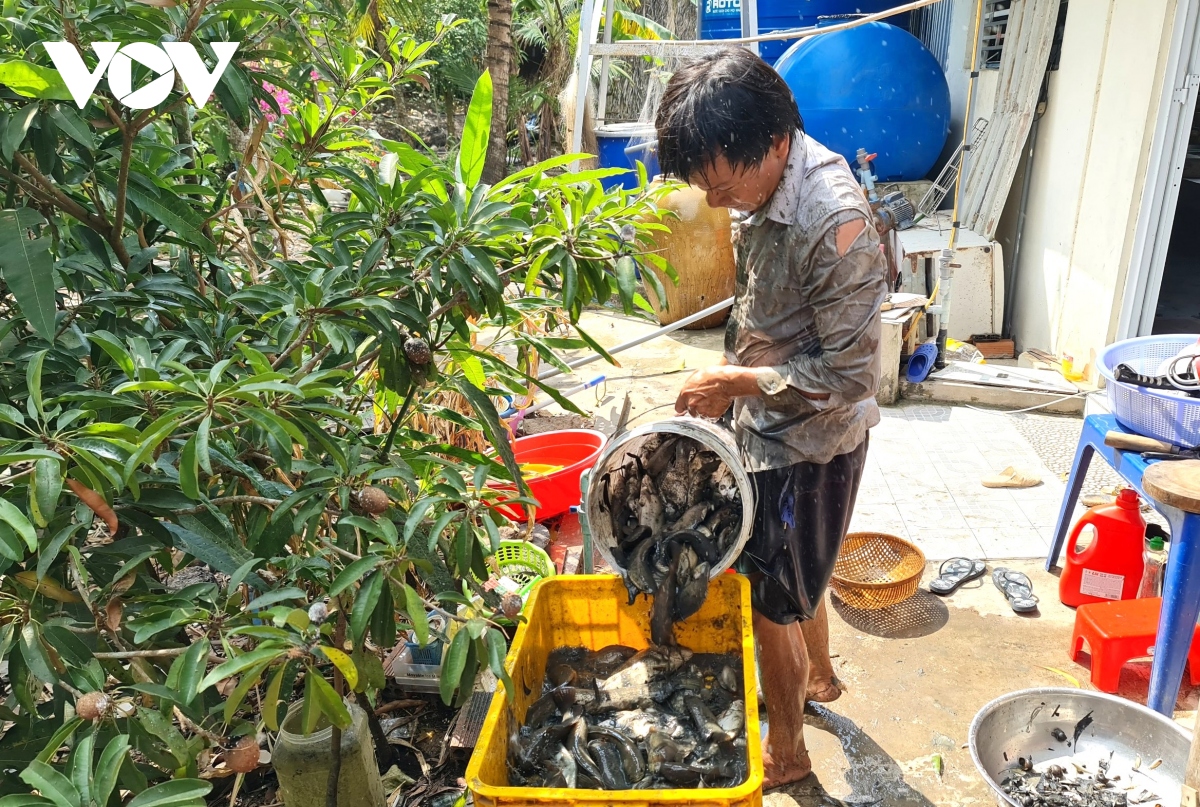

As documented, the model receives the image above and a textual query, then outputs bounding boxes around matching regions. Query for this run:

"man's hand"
[675,365,761,418]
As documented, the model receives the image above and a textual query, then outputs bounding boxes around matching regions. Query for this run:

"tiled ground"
[851,403,1105,562]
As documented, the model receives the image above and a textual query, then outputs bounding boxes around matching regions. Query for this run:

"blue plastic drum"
[595,123,659,191]
[774,22,950,181]
[698,0,908,65]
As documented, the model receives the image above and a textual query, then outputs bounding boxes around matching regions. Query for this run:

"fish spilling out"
[597,433,743,643]
[507,645,748,790]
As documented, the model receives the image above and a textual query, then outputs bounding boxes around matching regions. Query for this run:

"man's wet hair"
[655,47,803,182]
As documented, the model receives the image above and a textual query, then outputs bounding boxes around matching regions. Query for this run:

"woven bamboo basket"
[830,532,926,610]
[643,183,736,330]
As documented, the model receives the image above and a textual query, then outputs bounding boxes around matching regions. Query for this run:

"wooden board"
[1144,460,1200,514]
[959,0,1061,238]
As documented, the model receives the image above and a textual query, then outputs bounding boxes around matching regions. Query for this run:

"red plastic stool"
[1071,596,1200,692]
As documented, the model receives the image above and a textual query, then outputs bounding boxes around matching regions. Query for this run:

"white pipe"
[538,296,736,381]
[590,0,946,49]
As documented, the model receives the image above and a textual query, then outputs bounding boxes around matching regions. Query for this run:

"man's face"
[691,135,790,212]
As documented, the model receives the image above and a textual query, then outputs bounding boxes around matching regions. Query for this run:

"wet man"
[655,47,887,788]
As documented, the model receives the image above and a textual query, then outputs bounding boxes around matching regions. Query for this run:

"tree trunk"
[444,94,457,142]
[482,0,514,184]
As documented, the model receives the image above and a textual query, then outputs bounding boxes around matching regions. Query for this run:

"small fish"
[719,665,740,693]
[589,725,645,783]
[1149,758,1162,770]
[636,475,666,534]
[1050,727,1067,742]
[1133,755,1142,770]
[1072,709,1094,747]
[718,700,746,737]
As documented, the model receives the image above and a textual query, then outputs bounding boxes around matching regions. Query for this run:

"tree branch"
[111,131,134,266]
[9,155,107,230]
[93,646,224,663]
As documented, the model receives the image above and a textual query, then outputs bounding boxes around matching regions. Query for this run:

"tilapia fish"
[507,646,749,791]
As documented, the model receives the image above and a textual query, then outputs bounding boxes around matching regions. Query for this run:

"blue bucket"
[595,123,659,191]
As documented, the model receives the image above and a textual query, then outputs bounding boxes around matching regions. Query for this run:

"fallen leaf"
[1041,666,1081,687]
[931,754,944,777]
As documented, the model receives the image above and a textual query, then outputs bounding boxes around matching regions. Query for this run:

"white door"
[1118,0,1200,339]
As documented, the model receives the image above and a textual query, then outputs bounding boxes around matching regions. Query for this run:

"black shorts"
[737,438,869,624]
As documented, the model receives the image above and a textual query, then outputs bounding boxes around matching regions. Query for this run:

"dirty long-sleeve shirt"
[725,132,888,472]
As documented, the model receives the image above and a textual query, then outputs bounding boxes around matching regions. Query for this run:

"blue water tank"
[774,22,950,181]
[698,0,907,65]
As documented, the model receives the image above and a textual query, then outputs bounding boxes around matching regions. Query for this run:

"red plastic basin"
[493,430,607,522]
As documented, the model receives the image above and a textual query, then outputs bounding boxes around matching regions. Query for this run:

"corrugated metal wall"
[910,0,955,71]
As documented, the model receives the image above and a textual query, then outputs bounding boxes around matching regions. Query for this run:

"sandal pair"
[929,557,1039,613]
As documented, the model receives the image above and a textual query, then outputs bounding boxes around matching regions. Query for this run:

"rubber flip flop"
[992,568,1039,613]
[929,557,986,595]
[981,466,1042,489]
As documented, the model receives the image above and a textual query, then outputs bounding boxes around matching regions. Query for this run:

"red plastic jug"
[1060,488,1147,607]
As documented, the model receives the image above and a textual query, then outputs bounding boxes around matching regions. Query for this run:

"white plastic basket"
[1098,334,1200,448]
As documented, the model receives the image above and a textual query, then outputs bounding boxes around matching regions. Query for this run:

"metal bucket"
[969,687,1192,807]
[583,416,755,578]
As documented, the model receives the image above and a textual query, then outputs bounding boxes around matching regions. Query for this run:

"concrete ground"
[529,309,1196,806]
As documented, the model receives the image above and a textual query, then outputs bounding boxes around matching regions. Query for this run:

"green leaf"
[308,673,351,730]
[244,587,307,611]
[262,661,290,732]
[0,521,26,561]
[3,105,37,160]
[456,70,492,188]
[0,797,56,807]
[163,521,254,577]
[350,571,383,647]
[178,435,200,500]
[93,736,130,807]
[301,673,320,734]
[69,726,94,807]
[175,639,210,705]
[195,415,213,475]
[0,209,57,341]
[125,779,211,807]
[34,717,81,764]
[452,377,526,497]
[37,522,82,580]
[614,256,638,315]
[49,106,95,149]
[223,658,271,724]
[439,629,470,705]
[484,628,514,700]
[0,61,71,100]
[19,623,57,684]
[19,761,80,807]
[403,583,429,646]
[319,646,359,691]
[329,555,381,597]
[197,645,286,693]
[30,457,63,529]
[123,184,216,255]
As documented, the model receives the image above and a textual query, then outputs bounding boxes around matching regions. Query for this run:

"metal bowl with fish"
[969,687,1192,807]
[584,417,755,582]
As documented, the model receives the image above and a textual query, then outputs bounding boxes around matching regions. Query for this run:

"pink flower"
[258,81,292,123]
[310,70,321,81]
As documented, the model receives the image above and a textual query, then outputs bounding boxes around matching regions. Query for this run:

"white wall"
[1005,0,1178,374]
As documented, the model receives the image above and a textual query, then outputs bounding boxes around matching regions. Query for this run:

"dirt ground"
[769,559,1198,807]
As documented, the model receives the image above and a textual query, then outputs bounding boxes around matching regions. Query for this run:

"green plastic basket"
[492,540,555,588]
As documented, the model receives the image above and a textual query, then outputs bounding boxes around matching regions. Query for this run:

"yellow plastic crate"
[466,574,763,807]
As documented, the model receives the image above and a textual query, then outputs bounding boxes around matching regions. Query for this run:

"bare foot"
[761,746,812,790]
[806,675,843,703]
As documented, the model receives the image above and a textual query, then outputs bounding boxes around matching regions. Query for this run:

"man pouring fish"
[653,47,888,788]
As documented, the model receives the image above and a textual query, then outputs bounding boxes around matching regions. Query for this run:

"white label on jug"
[1080,569,1124,600]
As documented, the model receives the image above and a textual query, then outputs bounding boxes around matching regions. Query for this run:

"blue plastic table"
[1047,413,1200,714]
